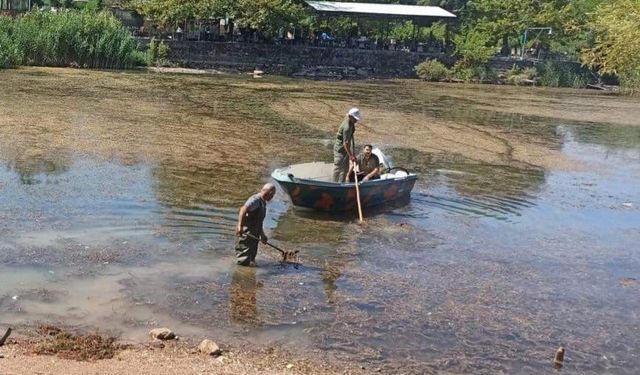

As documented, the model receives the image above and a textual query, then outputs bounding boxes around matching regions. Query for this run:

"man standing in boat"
[333,108,362,183]
[235,183,276,266]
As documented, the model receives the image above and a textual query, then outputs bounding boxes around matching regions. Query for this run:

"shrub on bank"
[451,61,497,83]
[536,60,593,89]
[507,65,538,86]
[0,10,143,69]
[145,38,171,67]
[619,69,640,96]
[0,18,22,68]
[416,59,450,81]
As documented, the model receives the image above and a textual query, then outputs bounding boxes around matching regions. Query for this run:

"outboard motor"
[372,147,393,171]
[372,147,409,177]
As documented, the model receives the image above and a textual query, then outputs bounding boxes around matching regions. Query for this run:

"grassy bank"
[415,58,598,89]
[0,10,143,69]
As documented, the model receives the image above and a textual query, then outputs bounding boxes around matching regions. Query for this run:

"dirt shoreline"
[0,327,367,375]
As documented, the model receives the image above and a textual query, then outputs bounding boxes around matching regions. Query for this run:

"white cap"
[348,107,362,122]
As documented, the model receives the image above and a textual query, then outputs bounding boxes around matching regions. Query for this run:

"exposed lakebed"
[1,67,639,374]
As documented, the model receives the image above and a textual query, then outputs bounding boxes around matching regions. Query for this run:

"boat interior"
[276,162,411,183]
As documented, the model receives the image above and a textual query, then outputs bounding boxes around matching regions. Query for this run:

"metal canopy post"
[520,27,552,60]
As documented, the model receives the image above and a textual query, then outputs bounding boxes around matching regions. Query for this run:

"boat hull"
[271,168,417,212]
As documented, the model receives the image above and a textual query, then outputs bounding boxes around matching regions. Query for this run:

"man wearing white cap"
[333,108,362,183]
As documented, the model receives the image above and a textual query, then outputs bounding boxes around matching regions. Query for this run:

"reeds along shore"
[0,11,143,69]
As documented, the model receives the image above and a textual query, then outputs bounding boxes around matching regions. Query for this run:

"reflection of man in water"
[235,183,276,266]
[230,267,259,325]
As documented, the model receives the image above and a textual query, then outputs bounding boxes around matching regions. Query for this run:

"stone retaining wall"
[139,39,456,79]
[139,39,537,79]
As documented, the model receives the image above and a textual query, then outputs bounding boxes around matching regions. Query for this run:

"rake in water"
[242,233,299,263]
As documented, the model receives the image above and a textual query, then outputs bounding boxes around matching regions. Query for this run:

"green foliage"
[415,59,450,81]
[0,11,143,69]
[157,39,168,61]
[388,21,430,44]
[507,65,537,85]
[582,0,640,94]
[76,0,104,12]
[454,28,495,67]
[234,0,306,39]
[618,69,640,96]
[132,0,204,29]
[451,61,497,83]
[536,60,592,88]
[458,0,607,59]
[429,22,447,44]
[147,38,157,64]
[130,49,148,66]
[144,37,169,66]
[0,31,23,68]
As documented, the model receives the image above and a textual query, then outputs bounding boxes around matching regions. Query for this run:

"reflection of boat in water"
[271,150,417,212]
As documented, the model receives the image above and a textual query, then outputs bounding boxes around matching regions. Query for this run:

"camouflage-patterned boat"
[271,161,417,212]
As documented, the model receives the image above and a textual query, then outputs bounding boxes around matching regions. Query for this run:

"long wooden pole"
[353,163,364,223]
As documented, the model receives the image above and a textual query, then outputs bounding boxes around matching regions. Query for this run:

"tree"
[453,27,495,66]
[233,0,306,39]
[131,0,195,29]
[582,0,640,94]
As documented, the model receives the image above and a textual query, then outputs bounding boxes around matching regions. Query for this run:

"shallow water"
[1,68,640,374]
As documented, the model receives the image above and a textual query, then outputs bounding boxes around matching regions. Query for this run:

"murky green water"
[1,68,639,374]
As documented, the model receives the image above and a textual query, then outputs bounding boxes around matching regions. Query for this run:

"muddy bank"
[0,329,360,375]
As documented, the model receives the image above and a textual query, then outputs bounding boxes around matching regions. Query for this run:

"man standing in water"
[235,183,276,266]
[333,108,362,183]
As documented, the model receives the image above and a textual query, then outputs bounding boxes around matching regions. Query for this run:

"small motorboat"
[271,149,417,212]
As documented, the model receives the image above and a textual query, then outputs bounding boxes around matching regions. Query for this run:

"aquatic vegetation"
[32,326,121,361]
[0,11,143,69]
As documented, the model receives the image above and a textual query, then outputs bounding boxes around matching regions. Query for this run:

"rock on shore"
[149,328,176,341]
[198,339,221,356]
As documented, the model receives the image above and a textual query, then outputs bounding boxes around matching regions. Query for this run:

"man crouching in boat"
[235,183,276,266]
[347,144,380,182]
[333,108,362,183]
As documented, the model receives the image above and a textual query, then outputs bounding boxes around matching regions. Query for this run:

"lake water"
[1,68,639,374]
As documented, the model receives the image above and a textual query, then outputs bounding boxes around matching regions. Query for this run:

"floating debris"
[554,346,565,369]
[620,278,638,287]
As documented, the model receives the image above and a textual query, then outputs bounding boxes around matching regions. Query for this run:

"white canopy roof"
[306,1,456,19]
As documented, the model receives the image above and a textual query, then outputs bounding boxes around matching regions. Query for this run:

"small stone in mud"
[620,278,638,287]
[149,328,175,341]
[286,363,294,369]
[149,341,165,349]
[198,339,221,356]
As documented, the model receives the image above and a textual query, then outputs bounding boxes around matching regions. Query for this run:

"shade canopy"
[306,1,456,22]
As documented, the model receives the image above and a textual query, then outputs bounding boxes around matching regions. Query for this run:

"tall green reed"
[0,10,144,69]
